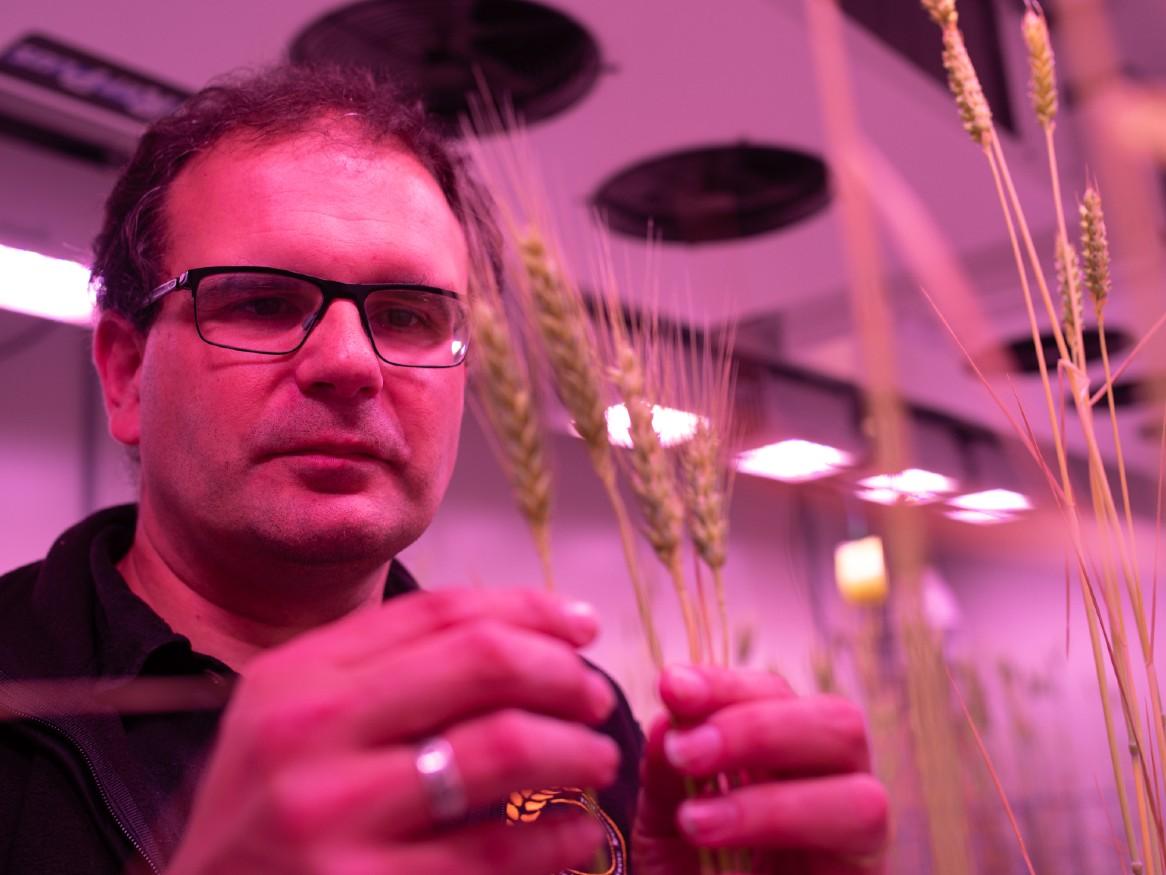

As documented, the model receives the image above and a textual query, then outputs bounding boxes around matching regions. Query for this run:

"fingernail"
[664,665,708,705]
[563,600,599,642]
[678,798,737,842]
[664,724,723,771]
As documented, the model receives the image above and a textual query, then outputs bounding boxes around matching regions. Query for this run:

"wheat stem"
[518,230,664,665]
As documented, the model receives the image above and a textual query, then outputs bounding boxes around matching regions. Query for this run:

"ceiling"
[2,0,1165,483]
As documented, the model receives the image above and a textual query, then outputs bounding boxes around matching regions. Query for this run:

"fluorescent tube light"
[0,243,93,325]
[734,439,852,482]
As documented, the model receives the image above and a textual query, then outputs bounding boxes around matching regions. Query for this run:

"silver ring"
[415,736,468,825]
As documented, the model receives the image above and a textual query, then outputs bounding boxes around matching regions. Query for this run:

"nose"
[293,300,384,400]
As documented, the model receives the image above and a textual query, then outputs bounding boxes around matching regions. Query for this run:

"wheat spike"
[468,291,555,588]
[612,346,686,563]
[1080,186,1112,316]
[680,422,728,571]
[680,421,733,667]
[1022,6,1057,129]
[610,337,703,662]
[519,232,611,465]
[517,226,664,665]
[942,25,993,149]
[1055,233,1083,360]
[921,0,957,28]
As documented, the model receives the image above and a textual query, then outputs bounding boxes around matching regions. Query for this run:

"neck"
[117,512,388,671]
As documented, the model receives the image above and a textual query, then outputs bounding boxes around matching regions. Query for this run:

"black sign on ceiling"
[0,33,191,123]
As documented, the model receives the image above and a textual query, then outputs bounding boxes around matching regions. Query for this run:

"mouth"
[267,442,388,464]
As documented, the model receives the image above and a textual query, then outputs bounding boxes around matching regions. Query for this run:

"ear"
[93,310,146,447]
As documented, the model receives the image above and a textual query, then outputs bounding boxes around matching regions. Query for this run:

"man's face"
[119,130,468,567]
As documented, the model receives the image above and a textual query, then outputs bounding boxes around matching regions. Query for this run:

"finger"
[663,695,871,778]
[635,713,688,838]
[345,621,616,744]
[288,588,600,665]
[676,773,888,857]
[400,812,607,875]
[659,665,793,722]
[280,711,621,838]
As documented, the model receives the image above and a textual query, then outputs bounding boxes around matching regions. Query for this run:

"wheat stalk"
[675,322,738,669]
[518,229,664,667]
[808,2,974,872]
[467,285,556,590]
[609,337,703,664]
[921,0,1166,868]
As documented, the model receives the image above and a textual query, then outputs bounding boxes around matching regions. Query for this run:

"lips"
[263,439,390,464]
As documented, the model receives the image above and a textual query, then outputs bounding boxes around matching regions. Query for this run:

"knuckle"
[481,710,539,769]
[461,621,523,681]
[818,695,869,753]
[265,771,325,845]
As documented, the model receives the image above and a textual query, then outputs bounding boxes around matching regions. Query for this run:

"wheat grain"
[921,0,957,28]
[468,290,555,589]
[1023,6,1058,129]
[1055,233,1083,362]
[942,25,993,150]
[1081,186,1112,316]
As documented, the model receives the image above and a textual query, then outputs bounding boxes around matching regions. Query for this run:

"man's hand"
[167,589,617,875]
[633,665,888,874]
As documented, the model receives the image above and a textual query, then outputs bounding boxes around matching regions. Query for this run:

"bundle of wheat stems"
[463,97,756,871]
[918,0,1166,871]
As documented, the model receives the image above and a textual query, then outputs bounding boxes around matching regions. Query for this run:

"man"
[0,65,886,873]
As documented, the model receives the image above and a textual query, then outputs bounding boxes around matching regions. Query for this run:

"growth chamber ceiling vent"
[591,143,831,244]
[1000,326,1132,374]
[290,0,601,128]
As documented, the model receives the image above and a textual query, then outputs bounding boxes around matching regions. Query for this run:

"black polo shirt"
[0,506,643,873]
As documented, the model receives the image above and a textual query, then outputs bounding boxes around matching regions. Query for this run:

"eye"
[236,295,294,318]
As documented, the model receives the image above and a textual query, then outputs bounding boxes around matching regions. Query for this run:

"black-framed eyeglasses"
[146,266,469,368]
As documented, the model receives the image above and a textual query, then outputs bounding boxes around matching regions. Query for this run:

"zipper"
[6,705,160,874]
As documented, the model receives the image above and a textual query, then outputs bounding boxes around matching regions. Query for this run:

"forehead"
[162,128,468,288]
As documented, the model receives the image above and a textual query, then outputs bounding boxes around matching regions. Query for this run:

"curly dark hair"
[91,63,500,330]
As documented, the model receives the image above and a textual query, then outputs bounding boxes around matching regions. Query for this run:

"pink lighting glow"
[857,468,957,505]
[0,244,93,325]
[603,404,704,448]
[734,439,853,482]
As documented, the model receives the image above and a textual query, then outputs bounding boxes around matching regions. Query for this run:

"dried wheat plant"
[917,0,1166,870]
[806,1,975,872]
[673,314,739,668]
[464,239,556,591]
[590,234,706,664]
[461,99,663,668]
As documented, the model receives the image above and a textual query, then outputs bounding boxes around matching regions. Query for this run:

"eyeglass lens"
[193,272,466,366]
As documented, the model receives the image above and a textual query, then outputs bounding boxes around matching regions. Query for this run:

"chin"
[243,500,428,567]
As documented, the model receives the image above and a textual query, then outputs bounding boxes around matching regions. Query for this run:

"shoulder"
[0,561,43,618]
